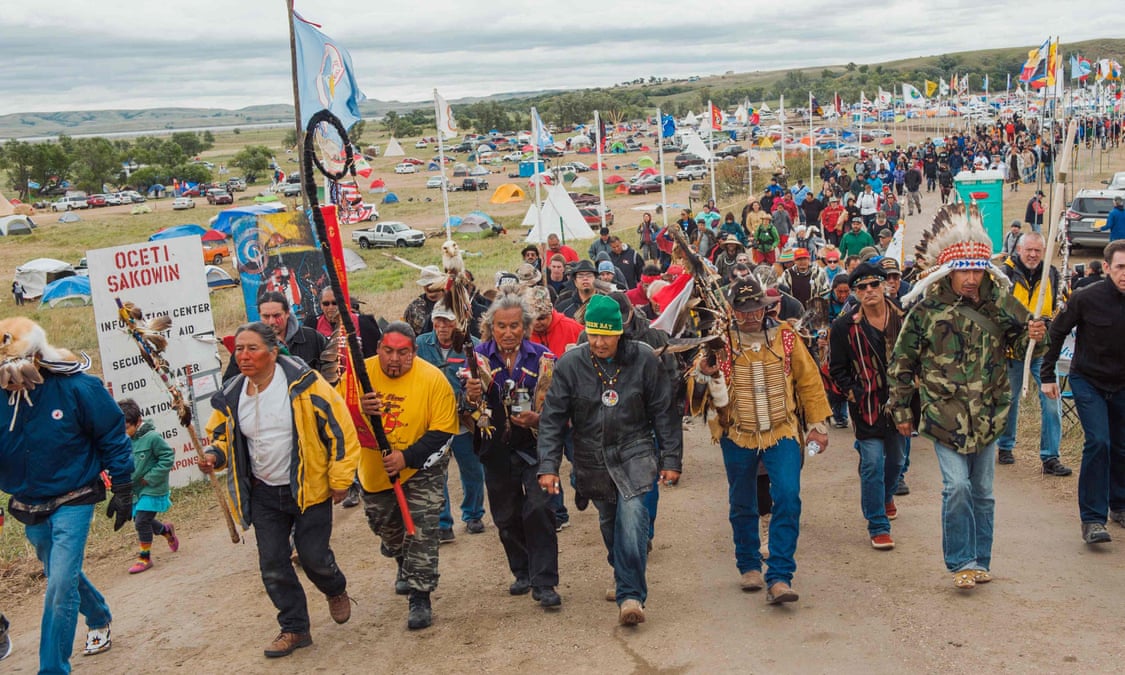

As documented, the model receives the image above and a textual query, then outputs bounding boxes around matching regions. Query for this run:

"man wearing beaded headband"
[694,276,832,606]
[537,295,682,626]
[889,204,1047,592]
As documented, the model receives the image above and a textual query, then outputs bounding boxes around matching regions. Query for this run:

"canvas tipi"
[522,184,594,244]
[384,138,405,157]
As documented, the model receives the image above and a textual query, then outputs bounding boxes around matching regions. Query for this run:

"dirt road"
[3,417,1123,674]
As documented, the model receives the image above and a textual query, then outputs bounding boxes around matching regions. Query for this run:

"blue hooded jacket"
[0,372,133,504]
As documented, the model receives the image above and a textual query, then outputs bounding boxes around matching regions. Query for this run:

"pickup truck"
[352,221,426,249]
[459,177,489,191]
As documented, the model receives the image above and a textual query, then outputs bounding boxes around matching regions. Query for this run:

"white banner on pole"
[88,236,222,487]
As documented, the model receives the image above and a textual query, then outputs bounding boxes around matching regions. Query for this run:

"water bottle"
[806,441,821,457]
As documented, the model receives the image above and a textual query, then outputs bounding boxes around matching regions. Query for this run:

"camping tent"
[489,184,526,204]
[384,138,405,157]
[571,176,593,189]
[382,193,399,204]
[210,204,287,235]
[637,156,656,168]
[0,215,33,236]
[522,184,595,244]
[469,165,490,176]
[0,189,14,217]
[205,265,238,289]
[341,248,366,273]
[605,175,625,184]
[202,229,226,242]
[15,258,75,299]
[680,130,714,161]
[58,212,81,223]
[40,275,91,308]
[150,224,207,241]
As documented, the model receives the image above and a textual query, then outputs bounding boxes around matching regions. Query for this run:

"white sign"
[88,236,222,487]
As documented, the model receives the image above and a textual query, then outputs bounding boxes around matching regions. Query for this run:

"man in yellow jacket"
[202,322,360,659]
[358,322,460,631]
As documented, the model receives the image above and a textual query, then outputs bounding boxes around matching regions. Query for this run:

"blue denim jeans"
[933,441,996,572]
[1070,371,1125,523]
[831,398,849,426]
[24,504,112,675]
[440,432,486,528]
[997,358,1061,460]
[548,428,574,525]
[642,480,659,541]
[594,490,651,605]
[251,483,347,633]
[855,433,906,536]
[720,436,802,586]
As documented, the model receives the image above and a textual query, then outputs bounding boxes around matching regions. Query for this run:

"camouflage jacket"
[888,275,1045,454]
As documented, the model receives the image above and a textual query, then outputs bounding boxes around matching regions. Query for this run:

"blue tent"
[40,276,91,308]
[149,224,206,241]
[427,161,440,171]
[210,203,287,235]
[382,192,399,204]
[444,215,463,228]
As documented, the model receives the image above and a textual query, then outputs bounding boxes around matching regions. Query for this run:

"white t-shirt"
[238,363,294,486]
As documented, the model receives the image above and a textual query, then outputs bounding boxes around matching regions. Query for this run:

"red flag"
[710,103,723,131]
[834,93,844,116]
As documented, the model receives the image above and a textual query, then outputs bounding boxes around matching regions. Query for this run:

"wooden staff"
[114,299,241,544]
[1021,119,1078,398]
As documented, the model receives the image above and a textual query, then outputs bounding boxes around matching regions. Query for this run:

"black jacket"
[1041,278,1125,391]
[537,340,682,501]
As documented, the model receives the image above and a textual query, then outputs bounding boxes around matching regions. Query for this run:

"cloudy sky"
[2,0,1119,115]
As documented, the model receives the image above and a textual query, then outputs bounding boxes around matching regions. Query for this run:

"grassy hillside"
[1,38,1122,139]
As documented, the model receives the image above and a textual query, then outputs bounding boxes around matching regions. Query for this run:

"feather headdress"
[901,203,1009,305]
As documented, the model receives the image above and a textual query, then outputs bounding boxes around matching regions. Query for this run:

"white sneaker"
[759,515,771,560]
[83,625,111,656]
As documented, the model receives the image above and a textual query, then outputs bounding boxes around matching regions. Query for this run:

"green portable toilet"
[953,169,1005,252]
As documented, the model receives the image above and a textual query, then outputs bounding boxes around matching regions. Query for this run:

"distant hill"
[2,38,1121,139]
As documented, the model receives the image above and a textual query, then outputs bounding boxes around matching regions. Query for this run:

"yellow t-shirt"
[357,357,460,492]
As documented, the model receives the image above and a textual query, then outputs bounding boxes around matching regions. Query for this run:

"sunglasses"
[321,300,337,306]
[854,280,883,291]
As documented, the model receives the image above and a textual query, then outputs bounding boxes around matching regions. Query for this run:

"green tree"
[0,139,36,200]
[348,120,366,145]
[202,130,215,144]
[282,128,298,149]
[69,137,120,193]
[231,145,272,182]
[170,131,211,158]
[128,136,187,167]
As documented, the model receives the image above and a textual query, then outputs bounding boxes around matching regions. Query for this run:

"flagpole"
[779,94,786,171]
[285,0,304,202]
[808,92,814,191]
[531,106,545,249]
[433,91,454,241]
[656,107,669,230]
[594,110,607,231]
[708,99,718,207]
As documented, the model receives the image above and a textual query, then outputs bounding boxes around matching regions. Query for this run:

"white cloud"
[0,0,1118,114]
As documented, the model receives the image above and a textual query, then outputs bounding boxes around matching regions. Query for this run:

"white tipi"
[383,137,405,157]
[522,184,595,243]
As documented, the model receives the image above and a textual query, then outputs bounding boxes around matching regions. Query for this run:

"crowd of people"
[4,114,1125,672]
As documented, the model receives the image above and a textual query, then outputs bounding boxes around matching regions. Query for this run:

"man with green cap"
[537,295,683,627]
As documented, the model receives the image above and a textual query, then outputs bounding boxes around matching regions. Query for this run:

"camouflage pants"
[361,454,448,592]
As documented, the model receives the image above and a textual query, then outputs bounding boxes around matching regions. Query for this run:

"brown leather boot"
[264,632,312,658]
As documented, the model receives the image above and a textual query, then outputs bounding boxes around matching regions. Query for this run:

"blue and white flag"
[293,13,366,131]
[531,107,554,150]
[661,113,676,138]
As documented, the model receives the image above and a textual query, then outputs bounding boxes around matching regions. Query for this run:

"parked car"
[225,177,247,192]
[102,194,124,206]
[451,142,474,153]
[674,153,705,169]
[1101,172,1125,191]
[426,176,448,189]
[279,183,302,197]
[560,161,591,173]
[503,151,526,162]
[579,205,614,227]
[206,189,234,205]
[86,194,107,208]
[540,146,564,157]
[714,144,747,158]
[661,142,684,153]
[352,221,426,248]
[460,177,489,191]
[171,197,195,210]
[415,140,428,148]
[400,157,425,165]
[202,241,229,265]
[676,165,708,181]
[627,177,664,194]
[395,163,417,174]
[51,196,90,211]
[117,191,145,204]
[1066,189,1125,248]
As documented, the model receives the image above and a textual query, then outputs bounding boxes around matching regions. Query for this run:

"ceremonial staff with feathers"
[114,299,242,543]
